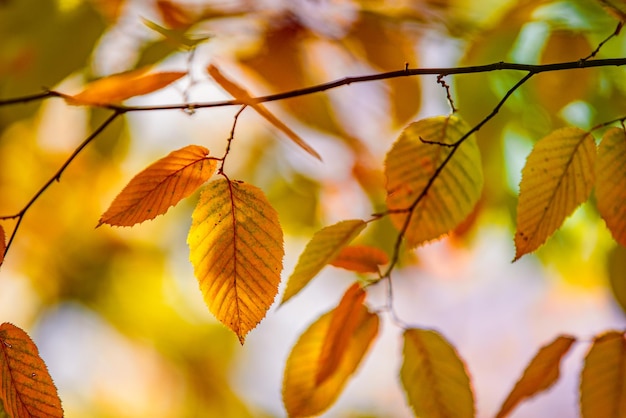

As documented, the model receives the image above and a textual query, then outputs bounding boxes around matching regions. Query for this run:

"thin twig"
[218,105,247,175]
[583,22,624,61]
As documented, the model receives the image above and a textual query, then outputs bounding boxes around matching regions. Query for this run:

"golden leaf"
[99,145,216,227]
[282,303,379,417]
[580,331,626,418]
[187,178,284,343]
[281,219,367,305]
[0,323,63,418]
[401,328,475,418]
[385,116,483,247]
[329,245,389,273]
[316,283,366,385]
[496,335,576,418]
[66,67,186,106]
[596,128,626,246]
[514,127,595,260]
[208,64,322,160]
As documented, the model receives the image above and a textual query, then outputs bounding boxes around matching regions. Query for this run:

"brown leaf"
[208,64,322,160]
[329,245,389,273]
[66,67,186,106]
[99,145,216,227]
[496,335,576,418]
[0,323,63,418]
[596,128,626,246]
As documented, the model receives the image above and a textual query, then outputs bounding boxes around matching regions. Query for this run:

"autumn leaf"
[99,145,217,227]
[596,128,626,246]
[0,323,63,418]
[580,331,626,418]
[66,67,186,105]
[329,245,389,273]
[496,335,576,418]
[281,219,367,305]
[401,328,475,418]
[187,178,284,343]
[316,283,366,385]
[514,127,596,260]
[207,64,322,160]
[282,302,379,417]
[385,116,483,247]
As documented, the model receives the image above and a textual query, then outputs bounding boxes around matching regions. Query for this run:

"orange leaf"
[0,323,63,418]
[596,128,626,246]
[401,328,475,418]
[496,335,576,418]
[281,219,367,305]
[282,303,379,417]
[329,245,389,273]
[514,127,595,260]
[99,145,216,227]
[187,178,284,344]
[316,283,366,385]
[207,64,322,160]
[0,225,5,267]
[66,67,186,106]
[580,331,626,418]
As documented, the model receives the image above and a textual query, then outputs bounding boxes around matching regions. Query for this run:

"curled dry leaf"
[99,145,217,227]
[0,323,64,418]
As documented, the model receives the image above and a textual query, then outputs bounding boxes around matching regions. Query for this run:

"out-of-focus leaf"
[281,219,367,305]
[329,245,388,273]
[401,328,475,418]
[208,65,321,160]
[514,127,595,260]
[90,0,125,22]
[316,283,366,385]
[496,335,576,418]
[597,0,626,21]
[580,331,626,418]
[98,145,216,227]
[385,116,483,247]
[142,19,211,51]
[534,31,593,114]
[0,323,63,418]
[187,178,284,343]
[282,303,379,417]
[608,245,626,315]
[0,225,5,268]
[596,128,626,246]
[156,0,193,29]
[66,68,186,106]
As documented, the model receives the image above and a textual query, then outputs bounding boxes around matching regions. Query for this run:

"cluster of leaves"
[3,0,626,416]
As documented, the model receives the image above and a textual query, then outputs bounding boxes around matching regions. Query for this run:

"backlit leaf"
[608,245,626,315]
[401,328,475,418]
[496,335,576,418]
[208,65,321,160]
[329,245,389,273]
[316,283,366,385]
[385,116,483,247]
[0,323,63,418]
[66,67,186,105]
[514,128,595,260]
[580,331,626,418]
[596,128,626,246]
[282,303,379,417]
[99,145,216,227]
[281,219,367,305]
[187,178,284,343]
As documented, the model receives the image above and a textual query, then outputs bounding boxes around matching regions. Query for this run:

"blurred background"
[2,0,626,416]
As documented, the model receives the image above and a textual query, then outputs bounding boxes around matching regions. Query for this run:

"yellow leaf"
[401,328,475,418]
[385,116,483,247]
[596,128,626,246]
[0,323,63,418]
[282,303,379,417]
[99,145,217,227]
[207,65,322,160]
[316,283,366,385]
[66,67,186,106]
[496,335,576,418]
[580,331,626,418]
[514,127,596,260]
[329,245,389,273]
[281,219,367,305]
[187,178,284,343]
